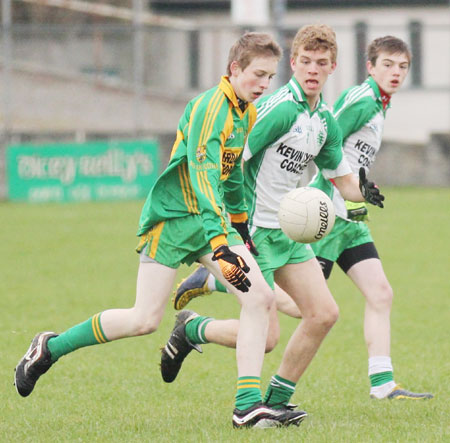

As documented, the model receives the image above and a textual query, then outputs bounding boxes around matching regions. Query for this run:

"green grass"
[1,188,449,442]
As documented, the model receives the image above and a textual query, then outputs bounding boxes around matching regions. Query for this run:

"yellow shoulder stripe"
[199,89,225,148]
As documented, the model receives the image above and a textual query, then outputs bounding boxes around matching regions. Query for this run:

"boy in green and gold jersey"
[14,32,307,428]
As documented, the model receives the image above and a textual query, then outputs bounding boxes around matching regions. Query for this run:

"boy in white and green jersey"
[168,24,384,414]
[308,36,433,400]
[15,33,305,429]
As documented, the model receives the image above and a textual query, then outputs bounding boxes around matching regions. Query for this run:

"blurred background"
[1,0,449,202]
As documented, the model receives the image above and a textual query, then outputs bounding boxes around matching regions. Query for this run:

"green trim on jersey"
[310,76,389,220]
[137,76,257,244]
[333,76,387,140]
[243,76,348,229]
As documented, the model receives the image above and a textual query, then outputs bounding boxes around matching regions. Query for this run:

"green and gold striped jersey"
[137,76,257,244]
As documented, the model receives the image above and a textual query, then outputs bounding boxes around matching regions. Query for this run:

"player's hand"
[359,167,385,208]
[231,221,259,256]
[212,245,251,292]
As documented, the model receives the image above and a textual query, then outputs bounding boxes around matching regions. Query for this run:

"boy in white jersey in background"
[175,36,433,401]
[161,24,384,418]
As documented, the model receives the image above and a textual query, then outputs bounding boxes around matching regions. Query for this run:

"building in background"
[0,0,449,193]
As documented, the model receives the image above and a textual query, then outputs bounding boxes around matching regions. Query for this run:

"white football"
[278,187,335,243]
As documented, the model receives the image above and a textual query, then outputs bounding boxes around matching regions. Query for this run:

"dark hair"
[368,36,411,66]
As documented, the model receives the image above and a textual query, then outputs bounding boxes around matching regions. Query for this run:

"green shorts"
[136,215,244,268]
[252,227,315,289]
[311,217,373,262]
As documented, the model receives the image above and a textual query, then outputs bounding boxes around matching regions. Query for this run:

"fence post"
[133,0,145,136]
[409,20,422,87]
[189,30,200,89]
[355,21,367,84]
[1,0,13,199]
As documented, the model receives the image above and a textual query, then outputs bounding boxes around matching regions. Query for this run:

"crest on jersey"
[196,144,206,163]
[317,131,325,145]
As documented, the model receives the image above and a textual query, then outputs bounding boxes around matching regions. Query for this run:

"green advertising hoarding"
[7,140,160,202]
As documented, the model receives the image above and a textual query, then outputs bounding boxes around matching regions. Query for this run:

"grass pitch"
[1,187,449,442]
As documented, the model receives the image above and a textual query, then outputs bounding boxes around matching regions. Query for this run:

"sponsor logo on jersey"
[354,139,376,167]
[189,160,218,171]
[293,125,303,135]
[227,133,235,140]
[276,143,315,174]
[221,147,241,179]
[354,139,376,155]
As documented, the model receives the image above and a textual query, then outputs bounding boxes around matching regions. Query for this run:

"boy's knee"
[132,310,160,336]
[243,286,275,312]
[326,303,339,328]
[366,283,393,309]
[306,302,339,331]
[135,321,158,336]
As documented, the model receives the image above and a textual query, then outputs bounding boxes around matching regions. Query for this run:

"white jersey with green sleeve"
[243,76,352,229]
[310,76,388,220]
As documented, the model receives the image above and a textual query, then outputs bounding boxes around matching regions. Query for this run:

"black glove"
[212,245,251,292]
[231,221,259,256]
[359,167,385,208]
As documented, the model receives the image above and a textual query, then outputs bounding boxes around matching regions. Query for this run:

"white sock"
[368,356,393,376]
[369,356,396,398]
[370,381,397,399]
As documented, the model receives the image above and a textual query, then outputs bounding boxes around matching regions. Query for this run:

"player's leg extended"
[264,259,339,408]
[192,302,280,351]
[161,245,278,377]
[14,261,176,397]
[175,264,302,319]
[99,262,177,339]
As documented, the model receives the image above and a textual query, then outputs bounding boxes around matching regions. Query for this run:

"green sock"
[264,374,296,409]
[215,279,227,293]
[235,376,262,410]
[370,371,394,387]
[184,316,213,344]
[47,313,109,362]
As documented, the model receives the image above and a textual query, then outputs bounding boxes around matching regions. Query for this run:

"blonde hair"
[291,24,337,63]
[367,36,411,66]
[226,32,282,76]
